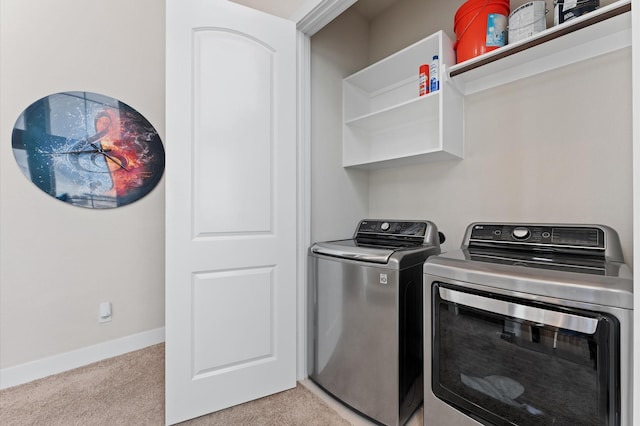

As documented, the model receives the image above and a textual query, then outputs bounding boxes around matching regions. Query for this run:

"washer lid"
[310,240,394,264]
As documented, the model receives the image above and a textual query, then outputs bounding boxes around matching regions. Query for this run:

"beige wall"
[310,9,371,243]
[366,0,633,260]
[368,0,459,62]
[0,0,166,368]
[369,49,633,257]
[311,0,633,262]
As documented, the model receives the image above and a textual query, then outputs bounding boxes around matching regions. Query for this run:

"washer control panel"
[357,220,428,238]
[469,224,605,249]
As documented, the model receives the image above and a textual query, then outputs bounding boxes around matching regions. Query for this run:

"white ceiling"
[229,0,307,19]
[230,0,400,20]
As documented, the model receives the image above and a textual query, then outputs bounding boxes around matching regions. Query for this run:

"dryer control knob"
[380,222,390,231]
[512,227,531,240]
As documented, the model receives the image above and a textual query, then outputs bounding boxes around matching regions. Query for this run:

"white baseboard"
[0,327,165,390]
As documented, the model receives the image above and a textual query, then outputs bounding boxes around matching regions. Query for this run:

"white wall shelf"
[448,0,632,95]
[341,0,631,169]
[343,31,463,169]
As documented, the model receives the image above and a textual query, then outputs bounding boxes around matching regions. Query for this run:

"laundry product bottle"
[429,55,439,92]
[419,64,429,96]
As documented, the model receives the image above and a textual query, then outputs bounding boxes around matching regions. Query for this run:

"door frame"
[293,0,357,380]
[631,0,639,415]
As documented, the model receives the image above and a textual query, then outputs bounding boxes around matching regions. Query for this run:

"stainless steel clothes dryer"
[424,223,633,426]
[308,219,443,426]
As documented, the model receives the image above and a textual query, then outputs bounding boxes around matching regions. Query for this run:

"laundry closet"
[309,0,634,265]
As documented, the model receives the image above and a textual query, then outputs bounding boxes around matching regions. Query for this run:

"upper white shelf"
[448,0,632,95]
[342,31,463,169]
[343,30,449,122]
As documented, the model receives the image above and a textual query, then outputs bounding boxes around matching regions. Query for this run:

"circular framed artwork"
[11,91,165,209]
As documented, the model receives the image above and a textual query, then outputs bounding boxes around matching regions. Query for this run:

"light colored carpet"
[0,344,351,426]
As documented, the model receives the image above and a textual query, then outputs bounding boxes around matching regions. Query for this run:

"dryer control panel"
[468,224,605,250]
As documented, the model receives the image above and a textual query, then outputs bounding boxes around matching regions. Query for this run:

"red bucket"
[454,0,510,63]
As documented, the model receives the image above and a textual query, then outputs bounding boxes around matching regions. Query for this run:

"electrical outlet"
[98,302,112,323]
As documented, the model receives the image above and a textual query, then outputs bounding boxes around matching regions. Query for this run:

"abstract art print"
[12,91,165,209]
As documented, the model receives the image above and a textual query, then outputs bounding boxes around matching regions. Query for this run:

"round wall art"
[11,91,165,209]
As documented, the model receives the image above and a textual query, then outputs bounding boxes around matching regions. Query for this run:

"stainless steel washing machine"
[424,223,633,426]
[308,219,443,426]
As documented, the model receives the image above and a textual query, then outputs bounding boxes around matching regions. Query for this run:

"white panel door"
[165,0,297,424]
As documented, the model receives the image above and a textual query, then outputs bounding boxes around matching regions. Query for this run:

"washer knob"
[380,222,390,231]
[512,227,531,240]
